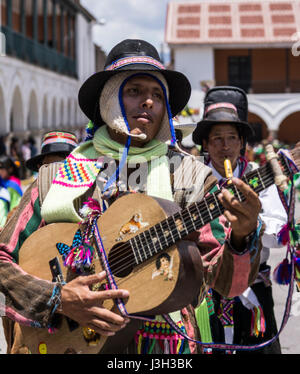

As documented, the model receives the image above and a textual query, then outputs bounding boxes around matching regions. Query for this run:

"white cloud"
[80,0,194,55]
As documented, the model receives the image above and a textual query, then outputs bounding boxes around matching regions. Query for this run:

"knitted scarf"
[41,125,173,223]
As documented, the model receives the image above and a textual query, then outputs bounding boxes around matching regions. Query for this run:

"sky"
[80,0,196,62]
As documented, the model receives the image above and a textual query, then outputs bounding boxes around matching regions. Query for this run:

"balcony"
[1,26,77,78]
[251,80,300,94]
[216,79,300,94]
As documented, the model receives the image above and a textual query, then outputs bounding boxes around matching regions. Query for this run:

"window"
[228,56,251,92]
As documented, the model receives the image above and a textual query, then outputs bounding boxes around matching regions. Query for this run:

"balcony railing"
[216,80,300,94]
[1,26,77,78]
[251,80,300,94]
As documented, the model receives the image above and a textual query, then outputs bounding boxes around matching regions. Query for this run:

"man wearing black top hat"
[0,40,263,354]
[193,86,287,354]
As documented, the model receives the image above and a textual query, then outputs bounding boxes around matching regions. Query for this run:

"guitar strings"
[105,170,276,276]
[106,168,275,273]
[106,164,274,265]
[109,162,286,274]
[106,172,276,276]
[110,162,289,276]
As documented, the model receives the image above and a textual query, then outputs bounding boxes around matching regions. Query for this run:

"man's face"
[0,167,9,180]
[202,124,243,175]
[121,75,166,146]
[39,154,67,169]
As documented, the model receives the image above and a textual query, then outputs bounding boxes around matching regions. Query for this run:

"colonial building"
[165,0,300,144]
[0,0,104,149]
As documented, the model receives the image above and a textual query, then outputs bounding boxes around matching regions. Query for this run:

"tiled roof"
[165,0,300,45]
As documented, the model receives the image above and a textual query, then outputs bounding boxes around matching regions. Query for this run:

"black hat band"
[41,143,76,155]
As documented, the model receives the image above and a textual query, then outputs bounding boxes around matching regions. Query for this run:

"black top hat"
[192,86,254,145]
[78,39,191,126]
[25,131,78,172]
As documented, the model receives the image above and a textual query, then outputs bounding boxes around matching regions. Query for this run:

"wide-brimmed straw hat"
[173,121,197,139]
[193,86,254,145]
[78,39,191,126]
[25,131,78,172]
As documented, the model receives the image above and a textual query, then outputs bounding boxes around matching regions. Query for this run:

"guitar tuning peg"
[265,144,288,191]
[289,142,300,171]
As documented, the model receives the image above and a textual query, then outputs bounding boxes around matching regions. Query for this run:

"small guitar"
[17,145,299,354]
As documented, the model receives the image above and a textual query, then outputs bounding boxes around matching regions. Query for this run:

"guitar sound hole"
[108,242,134,278]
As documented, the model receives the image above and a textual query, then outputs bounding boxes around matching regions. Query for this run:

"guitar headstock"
[272,143,300,182]
[288,142,300,172]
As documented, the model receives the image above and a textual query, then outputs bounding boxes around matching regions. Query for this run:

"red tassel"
[85,197,101,212]
[277,224,290,245]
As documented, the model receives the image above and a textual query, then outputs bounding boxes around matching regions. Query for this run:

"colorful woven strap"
[93,219,154,322]
[135,321,186,354]
[89,148,298,351]
[93,215,295,351]
[217,298,234,327]
[162,267,294,352]
[161,148,298,351]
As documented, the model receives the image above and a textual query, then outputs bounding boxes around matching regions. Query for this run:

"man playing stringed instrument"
[192,86,287,353]
[0,40,264,354]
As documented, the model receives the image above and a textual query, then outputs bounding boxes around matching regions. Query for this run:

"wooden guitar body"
[17,193,203,354]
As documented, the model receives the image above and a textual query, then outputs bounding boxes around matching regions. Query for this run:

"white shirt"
[208,160,287,264]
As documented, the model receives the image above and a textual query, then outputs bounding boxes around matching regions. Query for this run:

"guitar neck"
[129,158,288,265]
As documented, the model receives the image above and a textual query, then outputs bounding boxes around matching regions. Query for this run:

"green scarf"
[93,126,168,163]
[41,125,173,223]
